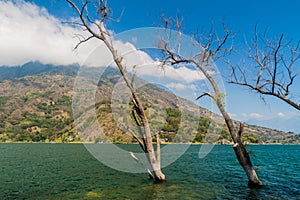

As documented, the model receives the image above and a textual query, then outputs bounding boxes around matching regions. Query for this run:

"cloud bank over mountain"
[0,1,205,83]
[0,1,153,67]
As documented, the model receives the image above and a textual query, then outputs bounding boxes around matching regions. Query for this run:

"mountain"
[0,62,299,144]
[0,61,79,82]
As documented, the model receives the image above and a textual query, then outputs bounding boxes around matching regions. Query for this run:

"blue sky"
[1,0,300,133]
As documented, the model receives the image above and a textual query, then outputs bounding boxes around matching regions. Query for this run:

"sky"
[0,0,300,133]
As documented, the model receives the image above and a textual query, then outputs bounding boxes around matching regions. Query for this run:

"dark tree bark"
[66,0,165,182]
[159,21,262,187]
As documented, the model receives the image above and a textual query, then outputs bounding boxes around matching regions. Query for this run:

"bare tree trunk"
[159,16,262,187]
[218,102,262,187]
[151,133,165,181]
[196,60,262,187]
[142,126,165,182]
[113,55,166,181]
[66,0,166,182]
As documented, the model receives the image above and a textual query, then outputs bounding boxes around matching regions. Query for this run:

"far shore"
[0,141,298,145]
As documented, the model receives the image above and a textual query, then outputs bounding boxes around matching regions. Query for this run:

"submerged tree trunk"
[159,19,262,187]
[66,0,166,182]
[220,106,263,187]
[234,142,263,187]
[112,51,166,182]
[153,169,166,181]
[147,150,166,182]
[197,60,262,187]
[150,133,166,182]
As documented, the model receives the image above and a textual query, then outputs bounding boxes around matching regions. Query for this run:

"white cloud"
[81,40,154,68]
[0,1,152,67]
[131,36,138,44]
[248,113,264,119]
[277,112,286,118]
[241,112,264,119]
[167,82,188,90]
[0,0,209,86]
[0,0,80,66]
[228,113,238,118]
[131,61,206,83]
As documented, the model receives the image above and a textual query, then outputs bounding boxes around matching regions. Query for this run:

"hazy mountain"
[0,61,79,82]
[247,116,300,134]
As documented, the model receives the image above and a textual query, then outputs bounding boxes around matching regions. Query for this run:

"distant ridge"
[0,62,79,82]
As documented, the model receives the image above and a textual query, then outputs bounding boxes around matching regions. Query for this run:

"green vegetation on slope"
[0,63,299,144]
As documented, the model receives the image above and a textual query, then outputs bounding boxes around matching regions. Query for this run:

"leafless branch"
[230,28,300,111]
[195,92,213,100]
[129,152,154,179]
[156,133,161,164]
[160,19,262,187]
[62,21,85,27]
[117,121,145,151]
[66,0,102,40]
[67,0,166,181]
[74,35,94,49]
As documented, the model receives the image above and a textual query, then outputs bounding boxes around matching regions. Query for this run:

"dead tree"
[66,0,166,182]
[230,26,300,111]
[159,21,262,187]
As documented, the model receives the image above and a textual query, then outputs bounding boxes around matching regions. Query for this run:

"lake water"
[0,144,299,199]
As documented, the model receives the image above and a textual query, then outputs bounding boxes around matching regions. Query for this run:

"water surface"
[0,144,299,199]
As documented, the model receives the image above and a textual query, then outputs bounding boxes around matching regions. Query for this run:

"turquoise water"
[0,144,299,199]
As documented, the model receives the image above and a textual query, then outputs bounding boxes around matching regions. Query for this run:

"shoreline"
[0,141,298,145]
